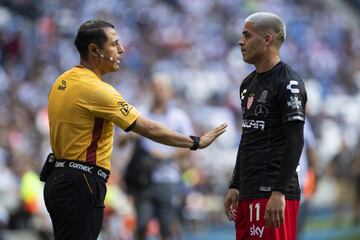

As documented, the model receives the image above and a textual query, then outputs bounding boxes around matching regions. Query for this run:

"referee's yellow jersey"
[48,66,140,171]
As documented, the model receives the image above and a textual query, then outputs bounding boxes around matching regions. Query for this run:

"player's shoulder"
[276,62,304,85]
[274,62,307,98]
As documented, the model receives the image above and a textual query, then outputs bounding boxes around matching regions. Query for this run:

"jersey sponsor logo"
[242,119,265,131]
[69,162,93,173]
[241,89,247,100]
[255,104,268,117]
[57,80,67,91]
[118,100,133,116]
[287,96,302,109]
[97,169,108,179]
[247,94,255,109]
[258,90,268,103]
[55,161,65,168]
[250,224,264,238]
[286,80,299,93]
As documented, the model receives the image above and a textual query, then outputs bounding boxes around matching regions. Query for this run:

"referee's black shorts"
[44,167,106,240]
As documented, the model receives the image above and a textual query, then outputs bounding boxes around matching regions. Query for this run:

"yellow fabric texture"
[48,66,139,170]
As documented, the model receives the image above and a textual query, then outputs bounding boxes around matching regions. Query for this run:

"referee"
[43,20,227,240]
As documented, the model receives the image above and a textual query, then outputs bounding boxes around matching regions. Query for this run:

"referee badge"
[118,100,132,116]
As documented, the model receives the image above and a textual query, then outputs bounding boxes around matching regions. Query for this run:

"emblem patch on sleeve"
[118,100,133,116]
[287,96,302,109]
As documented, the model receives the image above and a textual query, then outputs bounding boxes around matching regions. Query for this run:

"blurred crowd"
[1,0,360,239]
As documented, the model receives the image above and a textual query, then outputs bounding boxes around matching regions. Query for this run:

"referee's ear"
[88,43,99,58]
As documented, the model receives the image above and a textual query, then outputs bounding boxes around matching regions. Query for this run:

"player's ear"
[264,33,273,45]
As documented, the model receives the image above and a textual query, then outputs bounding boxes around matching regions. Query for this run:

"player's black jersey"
[230,61,307,200]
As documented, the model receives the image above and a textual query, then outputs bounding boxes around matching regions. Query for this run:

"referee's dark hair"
[74,20,115,60]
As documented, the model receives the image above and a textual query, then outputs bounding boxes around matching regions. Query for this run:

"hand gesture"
[224,188,239,221]
[264,191,285,228]
[199,123,227,149]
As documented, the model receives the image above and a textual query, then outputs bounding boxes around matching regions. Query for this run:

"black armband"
[125,120,137,132]
[189,135,200,151]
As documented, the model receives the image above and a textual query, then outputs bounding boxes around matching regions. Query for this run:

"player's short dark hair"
[74,20,115,60]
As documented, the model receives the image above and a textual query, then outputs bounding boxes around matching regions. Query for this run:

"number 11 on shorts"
[249,203,260,222]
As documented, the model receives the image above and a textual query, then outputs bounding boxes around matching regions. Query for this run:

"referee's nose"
[118,43,124,55]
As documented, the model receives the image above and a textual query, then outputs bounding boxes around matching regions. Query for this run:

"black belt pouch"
[40,153,56,182]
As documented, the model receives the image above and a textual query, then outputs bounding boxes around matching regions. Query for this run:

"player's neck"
[255,55,281,73]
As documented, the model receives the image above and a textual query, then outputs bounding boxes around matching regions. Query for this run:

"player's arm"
[130,115,227,150]
[273,121,304,193]
[265,121,304,228]
[274,76,307,192]
[265,76,307,228]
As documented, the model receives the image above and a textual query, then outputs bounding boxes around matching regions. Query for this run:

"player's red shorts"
[236,198,299,240]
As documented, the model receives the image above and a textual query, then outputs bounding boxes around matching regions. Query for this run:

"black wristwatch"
[189,135,200,150]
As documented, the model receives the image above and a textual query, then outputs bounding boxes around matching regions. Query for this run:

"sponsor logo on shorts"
[250,224,264,238]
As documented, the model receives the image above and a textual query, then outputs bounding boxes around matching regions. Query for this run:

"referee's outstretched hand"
[198,123,228,149]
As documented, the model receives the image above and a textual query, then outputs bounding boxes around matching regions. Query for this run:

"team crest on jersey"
[118,100,133,116]
[247,94,255,109]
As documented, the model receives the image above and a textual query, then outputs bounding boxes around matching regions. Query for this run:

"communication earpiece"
[91,47,119,64]
[92,48,105,58]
